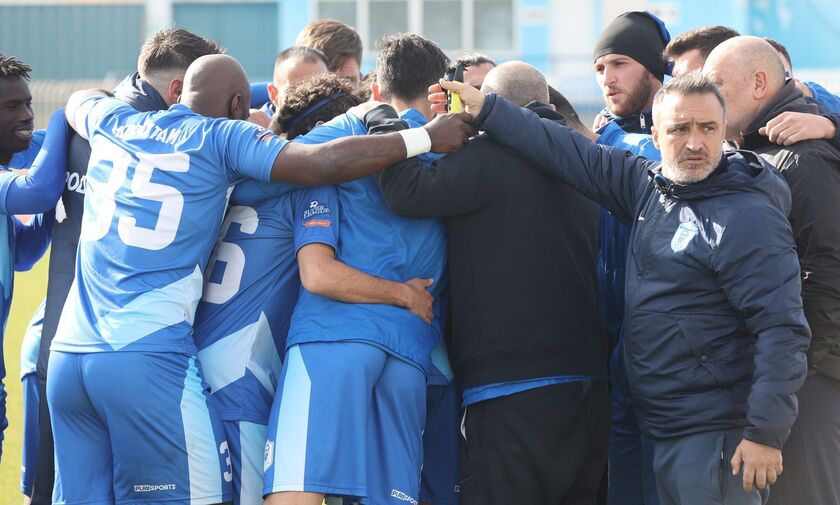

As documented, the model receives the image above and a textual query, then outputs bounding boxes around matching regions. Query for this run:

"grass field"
[0,253,49,503]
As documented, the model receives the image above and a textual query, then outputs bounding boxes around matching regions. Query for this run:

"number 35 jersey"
[52,96,290,355]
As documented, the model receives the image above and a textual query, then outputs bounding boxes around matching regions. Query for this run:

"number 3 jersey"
[52,96,290,355]
[192,182,339,424]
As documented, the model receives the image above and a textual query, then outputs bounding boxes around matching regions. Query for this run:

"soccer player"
[193,73,435,505]
[48,54,470,505]
[262,33,452,505]
[296,19,363,89]
[249,47,329,127]
[0,53,70,462]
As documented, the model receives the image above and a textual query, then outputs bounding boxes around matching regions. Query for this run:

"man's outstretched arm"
[268,110,473,185]
[432,80,651,221]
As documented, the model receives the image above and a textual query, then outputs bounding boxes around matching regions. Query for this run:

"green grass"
[0,253,49,503]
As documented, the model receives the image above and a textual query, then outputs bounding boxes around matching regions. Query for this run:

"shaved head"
[481,61,548,107]
[180,54,251,120]
[703,36,786,140]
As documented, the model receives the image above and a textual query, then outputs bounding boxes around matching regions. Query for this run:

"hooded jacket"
[736,79,840,381]
[475,94,810,447]
[37,73,168,378]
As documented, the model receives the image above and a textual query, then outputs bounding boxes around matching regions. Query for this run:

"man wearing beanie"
[592,11,668,505]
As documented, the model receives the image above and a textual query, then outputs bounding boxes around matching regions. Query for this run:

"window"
[312,0,515,53]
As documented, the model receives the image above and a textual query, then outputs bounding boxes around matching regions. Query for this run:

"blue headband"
[287,91,348,132]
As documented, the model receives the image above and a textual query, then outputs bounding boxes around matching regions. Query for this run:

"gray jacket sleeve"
[475,94,652,221]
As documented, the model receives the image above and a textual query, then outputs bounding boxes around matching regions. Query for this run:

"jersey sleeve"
[74,96,130,141]
[217,120,290,184]
[292,185,340,254]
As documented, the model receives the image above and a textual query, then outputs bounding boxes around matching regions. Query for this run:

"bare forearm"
[305,257,408,308]
[271,133,407,185]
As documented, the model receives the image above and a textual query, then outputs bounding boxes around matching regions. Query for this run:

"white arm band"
[398,127,432,158]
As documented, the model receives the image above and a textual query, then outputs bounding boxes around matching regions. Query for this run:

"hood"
[525,101,569,123]
[112,72,169,113]
[651,150,791,215]
[740,79,819,150]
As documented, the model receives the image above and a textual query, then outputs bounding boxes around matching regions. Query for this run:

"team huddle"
[1,9,839,505]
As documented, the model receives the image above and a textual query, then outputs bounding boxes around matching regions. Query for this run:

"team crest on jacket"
[670,222,699,253]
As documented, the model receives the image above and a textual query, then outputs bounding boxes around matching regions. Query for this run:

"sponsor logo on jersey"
[264,440,274,471]
[303,219,331,228]
[390,489,418,505]
[134,483,177,493]
[254,127,274,143]
[303,200,331,219]
[670,222,699,253]
[65,172,86,194]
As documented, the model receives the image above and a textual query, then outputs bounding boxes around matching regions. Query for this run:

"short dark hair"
[664,25,740,61]
[296,20,363,71]
[548,85,583,129]
[272,73,363,140]
[138,27,223,79]
[0,53,31,81]
[653,71,726,115]
[455,52,496,69]
[763,38,792,70]
[376,33,449,102]
[275,46,329,71]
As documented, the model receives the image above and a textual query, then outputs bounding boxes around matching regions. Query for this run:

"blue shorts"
[223,420,266,505]
[264,341,426,505]
[20,372,40,497]
[47,351,232,505]
[420,384,462,505]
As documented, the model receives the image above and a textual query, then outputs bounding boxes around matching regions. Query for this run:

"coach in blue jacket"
[435,72,810,505]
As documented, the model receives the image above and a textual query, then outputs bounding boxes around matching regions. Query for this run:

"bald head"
[703,36,787,140]
[481,61,548,107]
[181,54,251,120]
[705,36,786,90]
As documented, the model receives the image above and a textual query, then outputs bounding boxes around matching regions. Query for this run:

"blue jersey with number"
[193,183,339,424]
[52,96,290,354]
[286,110,447,374]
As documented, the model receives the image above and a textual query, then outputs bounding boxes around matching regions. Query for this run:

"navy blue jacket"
[476,94,810,447]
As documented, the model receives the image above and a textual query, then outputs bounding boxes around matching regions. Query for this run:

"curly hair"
[0,53,32,81]
[271,73,364,140]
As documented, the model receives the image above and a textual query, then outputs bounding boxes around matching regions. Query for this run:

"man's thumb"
[422,278,434,287]
[439,78,468,94]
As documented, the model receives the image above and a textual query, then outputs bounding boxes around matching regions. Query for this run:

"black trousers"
[31,378,55,505]
[459,380,610,505]
[767,373,840,505]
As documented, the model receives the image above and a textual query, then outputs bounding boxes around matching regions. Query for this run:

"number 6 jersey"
[52,96,290,354]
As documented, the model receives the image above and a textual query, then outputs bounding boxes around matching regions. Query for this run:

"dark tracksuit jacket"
[474,94,810,447]
[373,103,607,389]
[736,80,840,381]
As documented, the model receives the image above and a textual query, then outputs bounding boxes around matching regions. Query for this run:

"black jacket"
[475,94,810,447]
[37,73,168,378]
[372,103,607,389]
[737,80,840,381]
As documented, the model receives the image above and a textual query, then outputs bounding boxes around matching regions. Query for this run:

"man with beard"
[435,69,809,505]
[591,11,668,505]
[704,36,840,505]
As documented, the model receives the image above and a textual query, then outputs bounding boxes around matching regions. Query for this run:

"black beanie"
[593,11,668,82]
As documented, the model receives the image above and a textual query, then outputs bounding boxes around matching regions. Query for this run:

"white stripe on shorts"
[271,345,311,490]
[181,356,224,504]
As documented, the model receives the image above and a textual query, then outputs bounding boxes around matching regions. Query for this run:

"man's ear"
[167,78,183,106]
[315,120,325,127]
[549,104,556,111]
[230,93,244,120]
[651,124,661,150]
[267,83,279,107]
[753,70,769,100]
[371,81,381,102]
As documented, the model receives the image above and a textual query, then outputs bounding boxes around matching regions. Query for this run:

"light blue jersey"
[52,96,290,355]
[193,182,339,425]
[287,110,447,374]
